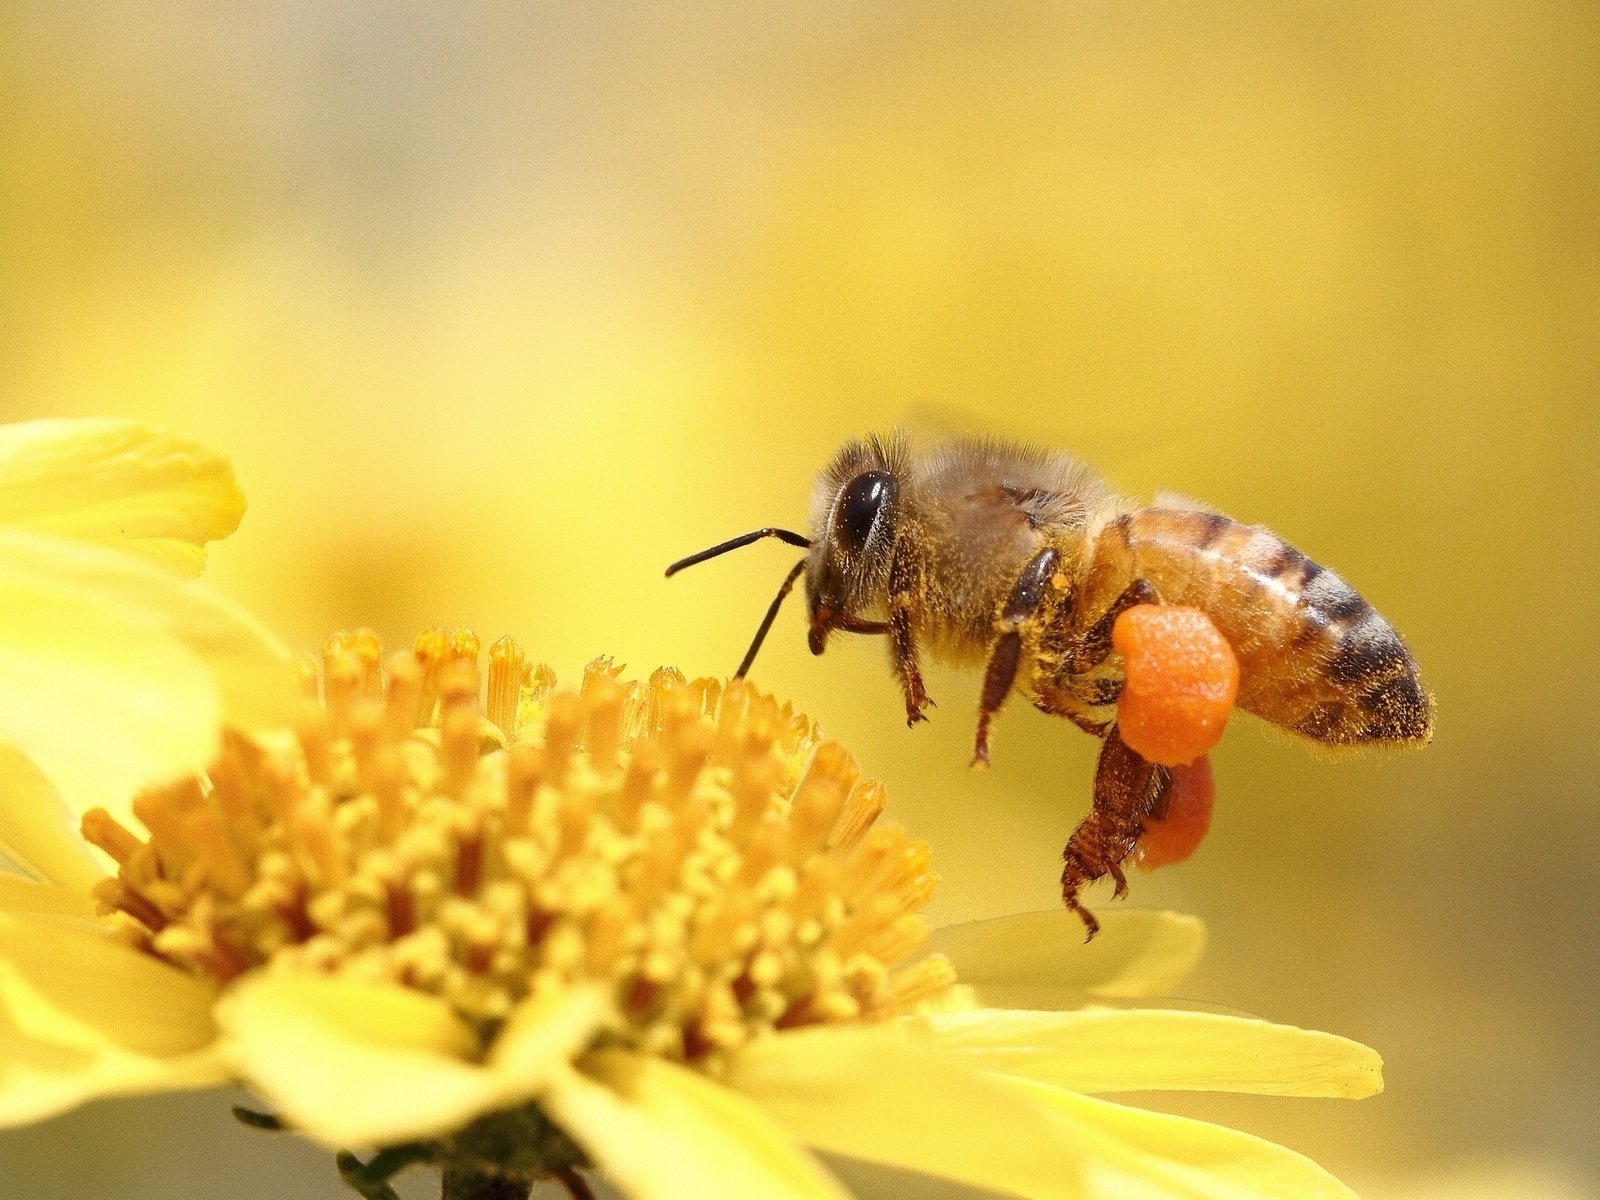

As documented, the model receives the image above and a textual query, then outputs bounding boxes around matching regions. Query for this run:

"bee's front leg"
[972,547,1062,766]
[887,553,935,726]
[888,601,935,726]
[1060,725,1173,939]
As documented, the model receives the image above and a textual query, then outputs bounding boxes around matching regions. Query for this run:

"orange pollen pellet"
[1134,756,1216,871]
[1112,604,1240,767]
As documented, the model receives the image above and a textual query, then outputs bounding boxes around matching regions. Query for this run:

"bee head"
[806,434,907,654]
[663,432,908,679]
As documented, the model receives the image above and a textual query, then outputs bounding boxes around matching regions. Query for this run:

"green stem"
[440,1166,533,1200]
[230,1105,285,1131]
[337,1144,434,1200]
[552,1167,597,1200]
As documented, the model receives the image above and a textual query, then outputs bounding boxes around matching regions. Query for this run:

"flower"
[0,416,245,577]
[0,418,303,878]
[5,634,1379,1200]
[0,421,1382,1199]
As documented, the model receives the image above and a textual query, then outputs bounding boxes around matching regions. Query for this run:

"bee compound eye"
[838,470,897,551]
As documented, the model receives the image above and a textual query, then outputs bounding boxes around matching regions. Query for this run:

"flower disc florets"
[83,630,954,1067]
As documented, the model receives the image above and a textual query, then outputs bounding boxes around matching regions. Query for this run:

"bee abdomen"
[1297,589,1434,746]
[1087,508,1434,748]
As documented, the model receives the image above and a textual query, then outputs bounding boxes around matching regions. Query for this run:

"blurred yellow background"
[2,3,1596,1198]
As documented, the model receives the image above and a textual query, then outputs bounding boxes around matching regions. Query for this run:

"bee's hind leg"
[972,547,1062,766]
[1060,726,1172,939]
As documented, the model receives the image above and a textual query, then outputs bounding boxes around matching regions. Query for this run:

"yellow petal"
[544,1049,848,1200]
[924,1007,1383,1098]
[0,419,244,577]
[0,530,303,733]
[0,914,216,1054]
[1017,1082,1361,1200]
[488,983,611,1079]
[0,913,224,1127]
[0,873,97,919]
[0,530,301,827]
[0,743,103,894]
[218,972,574,1149]
[726,1025,1087,1200]
[929,908,1206,1004]
[0,1007,224,1128]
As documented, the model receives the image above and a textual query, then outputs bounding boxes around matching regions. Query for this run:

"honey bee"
[667,433,1434,935]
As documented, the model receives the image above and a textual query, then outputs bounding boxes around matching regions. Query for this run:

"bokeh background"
[2,3,1596,1198]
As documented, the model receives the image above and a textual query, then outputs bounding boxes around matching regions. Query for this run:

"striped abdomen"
[1079,507,1434,746]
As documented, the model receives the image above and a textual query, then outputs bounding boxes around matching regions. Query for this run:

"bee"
[667,433,1434,935]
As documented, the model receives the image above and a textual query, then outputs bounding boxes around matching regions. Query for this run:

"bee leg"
[1031,686,1113,736]
[1060,726,1173,939]
[1036,702,1112,737]
[973,629,1022,766]
[1066,710,1113,737]
[1064,893,1101,940]
[1107,861,1130,899]
[972,547,1061,766]
[888,596,934,725]
[1064,578,1160,673]
[828,612,932,726]
[887,554,934,725]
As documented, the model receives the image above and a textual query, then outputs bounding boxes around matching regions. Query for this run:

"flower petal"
[217,972,580,1149]
[924,1007,1383,1098]
[0,873,97,918]
[488,983,611,1079]
[544,1049,848,1200]
[0,531,303,733]
[928,908,1206,1003]
[726,1025,1087,1200]
[0,530,301,826]
[0,914,216,1054]
[0,1008,224,1128]
[0,743,103,893]
[0,419,244,577]
[1016,1082,1361,1200]
[0,914,224,1127]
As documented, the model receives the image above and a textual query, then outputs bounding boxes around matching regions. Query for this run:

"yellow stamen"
[486,637,529,737]
[81,807,143,867]
[83,631,956,1068]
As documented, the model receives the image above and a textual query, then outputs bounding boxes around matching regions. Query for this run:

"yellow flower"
[0,422,1381,1199]
[0,417,245,576]
[5,637,1379,1200]
[0,418,302,874]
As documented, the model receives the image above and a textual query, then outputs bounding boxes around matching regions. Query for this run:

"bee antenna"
[664,528,812,577]
[735,558,808,679]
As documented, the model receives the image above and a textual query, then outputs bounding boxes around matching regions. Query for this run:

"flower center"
[82,631,954,1063]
